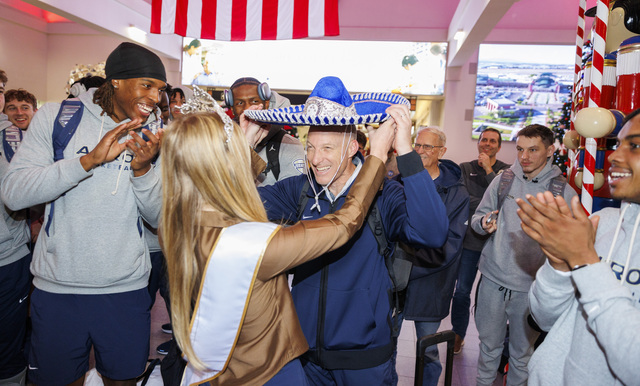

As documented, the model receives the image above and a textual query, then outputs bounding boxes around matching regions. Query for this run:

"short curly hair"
[0,69,7,85]
[4,89,37,110]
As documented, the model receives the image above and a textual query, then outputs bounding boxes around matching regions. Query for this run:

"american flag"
[150,0,339,41]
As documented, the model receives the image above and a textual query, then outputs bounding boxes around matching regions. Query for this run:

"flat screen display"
[181,38,447,96]
[472,44,574,141]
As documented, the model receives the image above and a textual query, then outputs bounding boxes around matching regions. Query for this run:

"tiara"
[180,86,234,143]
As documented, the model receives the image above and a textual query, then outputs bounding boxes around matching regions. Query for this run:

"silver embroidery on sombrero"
[302,97,358,118]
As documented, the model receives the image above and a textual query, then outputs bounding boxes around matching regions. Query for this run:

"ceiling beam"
[19,0,182,60]
[447,0,520,67]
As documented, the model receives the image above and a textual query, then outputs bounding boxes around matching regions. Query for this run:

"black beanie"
[105,42,167,82]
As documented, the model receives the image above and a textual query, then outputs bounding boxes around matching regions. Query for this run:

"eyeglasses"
[414,143,443,151]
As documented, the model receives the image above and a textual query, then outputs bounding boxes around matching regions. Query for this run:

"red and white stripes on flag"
[151,0,339,41]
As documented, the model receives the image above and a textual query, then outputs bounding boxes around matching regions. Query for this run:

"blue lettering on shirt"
[608,261,640,286]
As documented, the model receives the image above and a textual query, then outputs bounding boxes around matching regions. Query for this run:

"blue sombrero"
[244,76,410,126]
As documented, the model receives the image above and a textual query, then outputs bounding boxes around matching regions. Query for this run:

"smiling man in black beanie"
[0,42,166,386]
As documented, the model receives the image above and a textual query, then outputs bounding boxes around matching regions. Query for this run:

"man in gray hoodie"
[517,108,640,385]
[470,124,577,386]
[0,42,165,386]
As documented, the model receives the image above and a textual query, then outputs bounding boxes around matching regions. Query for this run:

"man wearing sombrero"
[246,76,449,384]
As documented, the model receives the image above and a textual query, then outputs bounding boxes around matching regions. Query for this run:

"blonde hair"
[160,112,268,370]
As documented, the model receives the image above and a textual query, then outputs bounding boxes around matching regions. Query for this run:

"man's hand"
[381,105,412,156]
[482,210,499,234]
[127,128,163,177]
[478,153,493,174]
[516,192,600,271]
[367,119,396,164]
[239,104,269,148]
[80,119,142,172]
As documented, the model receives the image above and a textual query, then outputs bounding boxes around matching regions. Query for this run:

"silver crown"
[180,86,234,143]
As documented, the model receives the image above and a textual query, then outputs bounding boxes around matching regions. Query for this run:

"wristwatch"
[572,263,592,271]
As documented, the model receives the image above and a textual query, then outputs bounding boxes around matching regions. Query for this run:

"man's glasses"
[414,143,443,151]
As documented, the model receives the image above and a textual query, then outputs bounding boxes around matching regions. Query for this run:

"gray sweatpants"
[475,276,539,386]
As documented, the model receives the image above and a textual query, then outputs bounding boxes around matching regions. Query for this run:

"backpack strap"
[548,175,566,198]
[295,179,311,222]
[366,200,408,338]
[45,99,84,237]
[367,202,390,258]
[2,126,24,163]
[53,99,84,162]
[497,168,515,210]
[497,168,566,211]
[263,129,286,181]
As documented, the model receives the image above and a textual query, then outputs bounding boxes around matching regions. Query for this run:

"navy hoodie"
[403,159,470,322]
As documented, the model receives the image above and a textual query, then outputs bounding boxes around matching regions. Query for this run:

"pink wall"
[0,14,49,103]
[0,4,180,105]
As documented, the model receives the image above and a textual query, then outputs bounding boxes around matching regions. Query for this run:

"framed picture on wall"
[472,44,574,141]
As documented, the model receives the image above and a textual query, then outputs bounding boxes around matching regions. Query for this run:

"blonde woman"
[161,110,396,385]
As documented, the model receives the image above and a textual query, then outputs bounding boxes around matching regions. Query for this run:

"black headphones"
[224,77,271,107]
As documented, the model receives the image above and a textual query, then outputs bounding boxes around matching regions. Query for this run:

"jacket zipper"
[316,199,339,365]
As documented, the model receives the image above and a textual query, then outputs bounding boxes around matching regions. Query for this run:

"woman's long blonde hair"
[160,112,268,370]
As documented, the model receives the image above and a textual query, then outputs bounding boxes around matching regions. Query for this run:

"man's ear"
[112,80,120,89]
[439,146,447,159]
[546,144,555,158]
[348,138,359,158]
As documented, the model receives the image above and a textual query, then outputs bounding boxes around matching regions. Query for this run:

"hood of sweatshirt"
[435,159,464,191]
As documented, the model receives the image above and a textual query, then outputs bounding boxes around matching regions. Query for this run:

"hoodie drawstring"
[604,203,629,264]
[622,209,640,285]
[96,115,127,196]
[603,203,640,286]
[111,152,128,196]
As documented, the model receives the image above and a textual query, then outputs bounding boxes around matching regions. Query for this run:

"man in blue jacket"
[245,77,448,385]
[402,127,469,385]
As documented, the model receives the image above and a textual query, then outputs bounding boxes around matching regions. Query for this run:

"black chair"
[414,330,456,386]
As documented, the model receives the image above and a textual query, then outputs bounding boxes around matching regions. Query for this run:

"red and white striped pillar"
[582,0,610,215]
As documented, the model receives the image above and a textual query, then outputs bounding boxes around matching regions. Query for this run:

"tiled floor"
[395,315,503,386]
[89,273,506,385]
[394,273,504,386]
